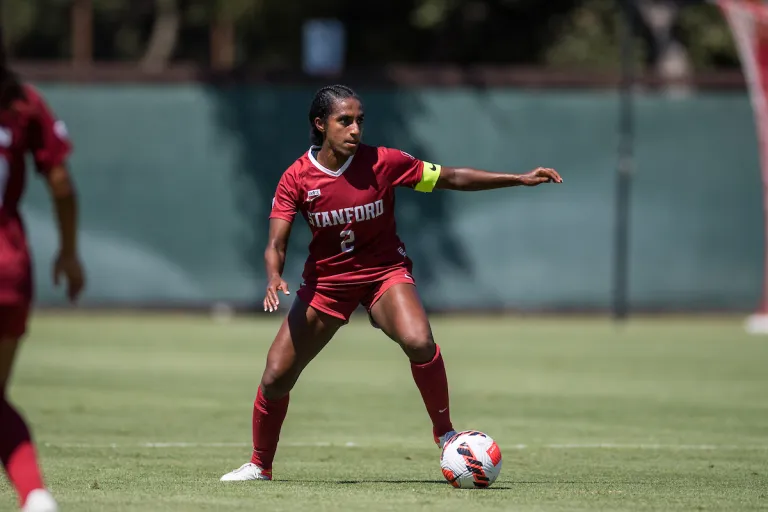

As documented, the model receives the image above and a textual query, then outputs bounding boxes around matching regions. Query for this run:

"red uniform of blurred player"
[221,85,561,482]
[0,51,84,511]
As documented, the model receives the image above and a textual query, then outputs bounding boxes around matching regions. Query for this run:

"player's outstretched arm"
[264,218,293,313]
[435,166,562,192]
[45,164,85,303]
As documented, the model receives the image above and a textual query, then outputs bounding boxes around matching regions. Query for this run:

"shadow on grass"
[271,478,642,487]
[274,479,512,489]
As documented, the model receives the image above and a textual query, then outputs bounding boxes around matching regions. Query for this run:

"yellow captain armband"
[415,161,441,192]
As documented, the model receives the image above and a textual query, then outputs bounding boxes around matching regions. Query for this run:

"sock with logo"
[410,344,454,438]
[250,386,289,471]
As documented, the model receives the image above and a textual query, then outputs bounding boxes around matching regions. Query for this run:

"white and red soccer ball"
[440,430,503,489]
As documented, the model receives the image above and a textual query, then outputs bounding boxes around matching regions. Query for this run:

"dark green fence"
[22,85,762,311]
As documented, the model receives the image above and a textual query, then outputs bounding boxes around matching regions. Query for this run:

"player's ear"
[314,117,326,136]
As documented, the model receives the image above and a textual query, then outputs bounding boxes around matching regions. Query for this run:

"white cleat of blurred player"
[21,489,58,512]
[220,462,272,481]
[436,429,458,450]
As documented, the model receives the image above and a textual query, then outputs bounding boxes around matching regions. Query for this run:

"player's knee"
[260,363,297,400]
[398,329,436,364]
[260,374,293,400]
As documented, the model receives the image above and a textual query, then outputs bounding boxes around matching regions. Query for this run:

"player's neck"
[316,145,351,172]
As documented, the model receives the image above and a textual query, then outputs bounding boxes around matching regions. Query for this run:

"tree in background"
[0,0,743,73]
[141,0,180,72]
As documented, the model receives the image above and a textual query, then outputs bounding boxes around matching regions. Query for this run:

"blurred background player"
[0,38,84,512]
[220,85,561,481]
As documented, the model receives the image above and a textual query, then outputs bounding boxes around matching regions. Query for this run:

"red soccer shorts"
[297,266,416,322]
[0,304,29,340]
[0,222,32,340]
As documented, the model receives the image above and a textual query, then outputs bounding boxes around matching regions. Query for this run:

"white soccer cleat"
[220,462,272,481]
[22,489,58,512]
[436,430,458,450]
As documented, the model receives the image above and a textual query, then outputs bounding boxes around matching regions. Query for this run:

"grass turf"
[1,312,767,511]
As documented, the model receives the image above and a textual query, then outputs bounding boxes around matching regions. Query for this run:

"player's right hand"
[53,252,85,303]
[264,276,290,313]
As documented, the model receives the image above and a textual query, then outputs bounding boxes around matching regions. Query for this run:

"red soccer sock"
[0,399,45,507]
[250,387,289,470]
[410,344,454,438]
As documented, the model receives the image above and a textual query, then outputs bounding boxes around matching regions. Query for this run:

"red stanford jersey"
[270,144,441,286]
[0,85,71,216]
[0,85,72,304]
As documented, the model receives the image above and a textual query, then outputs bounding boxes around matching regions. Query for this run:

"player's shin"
[0,399,45,507]
[409,344,454,441]
[250,386,289,470]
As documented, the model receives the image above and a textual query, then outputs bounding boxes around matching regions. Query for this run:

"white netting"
[719,0,768,332]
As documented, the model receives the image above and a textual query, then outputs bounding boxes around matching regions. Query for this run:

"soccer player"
[0,51,84,511]
[221,85,561,481]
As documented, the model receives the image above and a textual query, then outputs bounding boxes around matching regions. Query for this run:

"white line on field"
[41,442,348,449]
[543,443,759,450]
[41,442,768,450]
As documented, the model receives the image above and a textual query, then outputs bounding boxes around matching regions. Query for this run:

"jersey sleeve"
[380,147,441,193]
[25,86,72,175]
[269,168,301,223]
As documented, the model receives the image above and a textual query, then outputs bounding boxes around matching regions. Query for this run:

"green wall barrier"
[20,85,762,311]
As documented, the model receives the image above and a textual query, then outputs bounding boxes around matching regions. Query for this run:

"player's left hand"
[53,252,85,303]
[520,167,562,186]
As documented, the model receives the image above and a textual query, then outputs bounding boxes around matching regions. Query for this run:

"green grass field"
[1,312,767,511]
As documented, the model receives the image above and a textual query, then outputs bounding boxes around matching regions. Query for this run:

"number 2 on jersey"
[340,229,355,253]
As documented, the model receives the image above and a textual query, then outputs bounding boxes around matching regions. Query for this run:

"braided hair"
[0,27,23,111]
[308,85,360,146]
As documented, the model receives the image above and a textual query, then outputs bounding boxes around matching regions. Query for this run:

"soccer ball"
[440,430,502,489]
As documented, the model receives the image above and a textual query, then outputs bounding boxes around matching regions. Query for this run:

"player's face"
[320,98,364,157]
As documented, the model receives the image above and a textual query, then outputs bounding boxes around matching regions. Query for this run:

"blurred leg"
[0,322,47,508]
